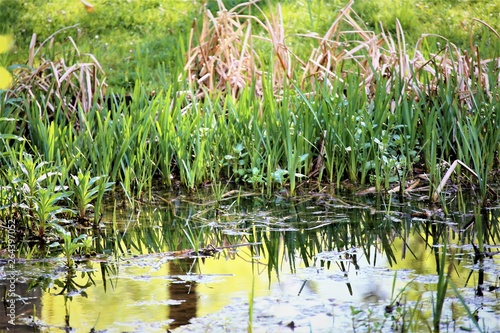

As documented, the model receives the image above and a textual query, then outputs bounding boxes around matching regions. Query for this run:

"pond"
[1,185,499,332]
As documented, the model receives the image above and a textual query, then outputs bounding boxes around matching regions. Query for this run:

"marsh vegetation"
[1,0,499,331]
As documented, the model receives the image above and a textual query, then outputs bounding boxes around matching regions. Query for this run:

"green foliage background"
[1,0,499,91]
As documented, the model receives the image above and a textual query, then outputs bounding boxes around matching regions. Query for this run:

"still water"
[1,186,499,332]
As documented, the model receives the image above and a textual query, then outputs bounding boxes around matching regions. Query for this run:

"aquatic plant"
[70,170,113,221]
[0,0,499,216]
[0,2,499,329]
[248,259,256,333]
[5,153,71,238]
[31,187,71,238]
[50,224,91,269]
[0,150,111,242]
[183,0,497,189]
[171,0,500,198]
[432,245,452,332]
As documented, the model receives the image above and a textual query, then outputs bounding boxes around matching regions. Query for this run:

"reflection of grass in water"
[4,191,499,331]
[6,189,495,330]
[106,193,498,312]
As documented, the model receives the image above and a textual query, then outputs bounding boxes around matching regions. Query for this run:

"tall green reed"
[154,88,176,185]
[454,66,500,205]
[3,40,500,204]
[316,81,348,186]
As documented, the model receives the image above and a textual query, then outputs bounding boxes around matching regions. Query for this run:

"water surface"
[1,186,499,332]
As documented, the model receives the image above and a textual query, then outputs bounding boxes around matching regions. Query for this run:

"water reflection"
[0,188,499,332]
[168,259,198,329]
[0,265,41,332]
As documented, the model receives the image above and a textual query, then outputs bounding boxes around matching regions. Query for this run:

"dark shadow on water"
[168,259,198,329]
[0,273,41,332]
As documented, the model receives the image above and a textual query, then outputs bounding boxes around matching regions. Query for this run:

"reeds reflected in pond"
[1,187,499,332]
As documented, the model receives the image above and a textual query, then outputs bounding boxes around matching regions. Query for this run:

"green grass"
[0,0,197,91]
[1,0,499,91]
[1,53,499,239]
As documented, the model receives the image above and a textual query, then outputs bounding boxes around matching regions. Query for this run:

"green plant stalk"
[93,176,114,226]
[449,280,484,332]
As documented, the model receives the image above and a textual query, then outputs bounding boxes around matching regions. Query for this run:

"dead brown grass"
[184,0,499,106]
[183,0,297,100]
[5,27,107,123]
[303,0,499,107]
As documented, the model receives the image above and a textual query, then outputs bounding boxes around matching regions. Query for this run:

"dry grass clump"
[5,28,107,123]
[302,0,420,96]
[185,0,499,106]
[183,0,295,100]
[302,0,499,106]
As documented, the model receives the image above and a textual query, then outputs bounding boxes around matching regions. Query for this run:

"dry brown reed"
[303,0,499,107]
[185,0,499,106]
[183,0,296,100]
[5,28,107,123]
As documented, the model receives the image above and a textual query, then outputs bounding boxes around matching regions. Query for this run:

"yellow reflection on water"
[195,249,274,317]
[40,248,275,331]
[38,227,499,332]
[41,261,172,332]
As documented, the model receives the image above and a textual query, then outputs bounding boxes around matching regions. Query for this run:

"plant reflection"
[4,189,499,331]
[167,259,198,329]
[28,260,119,331]
[103,191,500,296]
